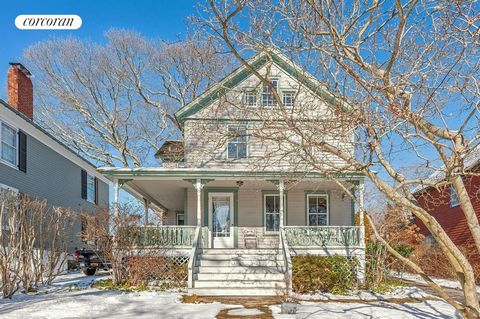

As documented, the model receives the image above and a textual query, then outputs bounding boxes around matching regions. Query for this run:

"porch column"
[143,198,149,225]
[113,178,120,221]
[194,178,203,227]
[357,179,366,284]
[279,179,285,228]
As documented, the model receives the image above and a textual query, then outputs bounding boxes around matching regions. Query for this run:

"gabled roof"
[174,49,350,125]
[155,140,184,162]
[413,145,480,194]
[0,99,108,183]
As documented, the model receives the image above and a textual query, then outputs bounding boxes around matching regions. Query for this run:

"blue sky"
[0,0,198,99]
[0,0,198,207]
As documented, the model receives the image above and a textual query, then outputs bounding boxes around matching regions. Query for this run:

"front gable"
[174,50,348,125]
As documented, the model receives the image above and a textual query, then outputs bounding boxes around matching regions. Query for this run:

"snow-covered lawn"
[271,300,461,318]
[0,271,462,318]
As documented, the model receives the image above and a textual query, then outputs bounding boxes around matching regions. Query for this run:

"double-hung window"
[307,194,329,226]
[176,212,185,225]
[86,174,96,203]
[81,170,98,204]
[282,92,295,108]
[227,125,248,160]
[264,194,281,232]
[262,80,278,107]
[450,185,460,207]
[244,91,257,107]
[1,122,17,166]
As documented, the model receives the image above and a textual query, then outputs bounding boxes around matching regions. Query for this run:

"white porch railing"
[136,226,196,247]
[283,226,362,248]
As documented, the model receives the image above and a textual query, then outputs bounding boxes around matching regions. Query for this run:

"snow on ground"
[0,271,234,319]
[271,300,462,319]
[293,286,431,301]
[395,272,480,293]
[0,271,463,319]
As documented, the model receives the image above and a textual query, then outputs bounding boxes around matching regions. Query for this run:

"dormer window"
[244,91,257,107]
[262,80,278,107]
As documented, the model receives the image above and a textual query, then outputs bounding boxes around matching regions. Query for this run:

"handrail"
[135,225,196,247]
[280,227,293,296]
[187,226,201,289]
[283,226,362,248]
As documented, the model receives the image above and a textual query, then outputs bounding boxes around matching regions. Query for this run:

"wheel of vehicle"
[83,268,96,276]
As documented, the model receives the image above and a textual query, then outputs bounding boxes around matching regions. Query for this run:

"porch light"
[236,181,244,187]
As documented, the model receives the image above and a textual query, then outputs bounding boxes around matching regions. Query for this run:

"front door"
[208,193,234,248]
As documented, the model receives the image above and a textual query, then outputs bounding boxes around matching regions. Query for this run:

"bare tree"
[24,29,231,167]
[0,191,73,298]
[199,0,480,317]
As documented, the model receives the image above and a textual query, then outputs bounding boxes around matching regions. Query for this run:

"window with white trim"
[244,91,257,106]
[262,80,278,106]
[264,194,280,232]
[86,173,96,203]
[1,122,17,166]
[282,92,295,108]
[176,212,185,225]
[227,125,248,159]
[307,194,328,226]
[450,185,459,207]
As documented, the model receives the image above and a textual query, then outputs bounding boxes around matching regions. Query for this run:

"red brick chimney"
[8,63,33,120]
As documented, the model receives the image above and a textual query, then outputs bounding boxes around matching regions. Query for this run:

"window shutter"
[18,131,27,172]
[94,177,99,205]
[81,170,87,199]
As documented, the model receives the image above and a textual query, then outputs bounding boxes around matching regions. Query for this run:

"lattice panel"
[126,255,189,288]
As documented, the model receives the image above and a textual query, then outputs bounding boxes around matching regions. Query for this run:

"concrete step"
[200,249,281,255]
[194,280,286,289]
[198,254,283,261]
[196,272,285,281]
[197,266,285,274]
[197,259,283,267]
[189,287,281,296]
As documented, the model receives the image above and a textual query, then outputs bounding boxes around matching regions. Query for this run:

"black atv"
[75,248,111,276]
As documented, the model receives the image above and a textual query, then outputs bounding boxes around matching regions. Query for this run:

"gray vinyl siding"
[0,132,109,250]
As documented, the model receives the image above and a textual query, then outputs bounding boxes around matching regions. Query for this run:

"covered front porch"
[99,167,367,289]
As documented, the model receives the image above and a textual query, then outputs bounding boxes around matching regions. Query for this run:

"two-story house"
[414,149,480,251]
[99,50,366,295]
[0,63,109,251]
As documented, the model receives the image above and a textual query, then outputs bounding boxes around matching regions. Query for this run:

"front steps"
[190,249,287,296]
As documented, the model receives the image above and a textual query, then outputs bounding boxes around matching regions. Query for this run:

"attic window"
[262,80,278,107]
[244,91,257,106]
[282,92,295,108]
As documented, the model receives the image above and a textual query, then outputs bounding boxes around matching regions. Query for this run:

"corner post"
[143,198,149,225]
[194,178,203,227]
[113,178,120,221]
[357,179,366,285]
[279,179,285,229]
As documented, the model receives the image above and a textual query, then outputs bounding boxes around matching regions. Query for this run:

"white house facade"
[99,50,366,296]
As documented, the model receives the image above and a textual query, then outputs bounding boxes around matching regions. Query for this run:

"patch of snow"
[293,286,433,301]
[271,300,461,318]
[227,308,264,316]
[395,272,480,293]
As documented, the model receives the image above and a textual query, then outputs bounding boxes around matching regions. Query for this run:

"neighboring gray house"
[0,63,109,251]
[99,50,366,295]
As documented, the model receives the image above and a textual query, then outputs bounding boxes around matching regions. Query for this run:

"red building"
[414,162,480,247]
